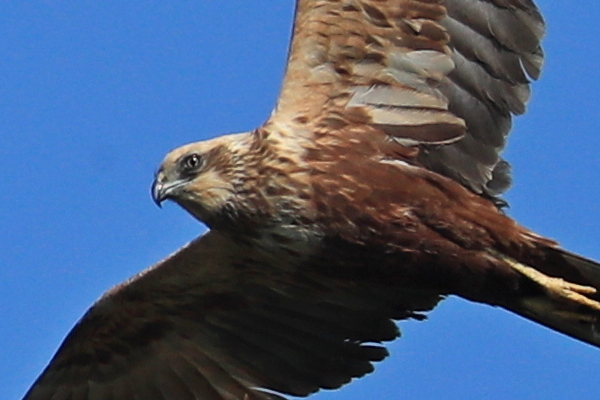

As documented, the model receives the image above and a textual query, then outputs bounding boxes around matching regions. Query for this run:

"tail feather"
[558,249,600,290]
[509,297,600,349]
[502,248,600,349]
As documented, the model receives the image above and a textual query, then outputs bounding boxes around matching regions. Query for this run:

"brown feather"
[24,2,600,400]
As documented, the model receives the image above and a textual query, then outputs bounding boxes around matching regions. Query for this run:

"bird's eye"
[181,154,202,172]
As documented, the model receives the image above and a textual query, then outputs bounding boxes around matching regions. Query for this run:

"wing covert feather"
[269,0,544,196]
[272,0,466,146]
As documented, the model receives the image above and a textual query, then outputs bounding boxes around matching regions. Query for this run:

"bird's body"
[23,1,600,399]
[172,121,586,310]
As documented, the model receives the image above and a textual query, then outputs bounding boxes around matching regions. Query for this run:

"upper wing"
[269,0,544,196]
[23,230,439,400]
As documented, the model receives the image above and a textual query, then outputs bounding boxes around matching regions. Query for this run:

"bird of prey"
[23,1,600,399]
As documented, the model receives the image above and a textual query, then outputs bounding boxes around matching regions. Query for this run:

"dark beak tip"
[151,180,164,208]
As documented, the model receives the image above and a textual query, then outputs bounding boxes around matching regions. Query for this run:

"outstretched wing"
[269,0,544,196]
[23,231,440,400]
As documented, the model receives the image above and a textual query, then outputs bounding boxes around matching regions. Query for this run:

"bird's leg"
[489,250,600,314]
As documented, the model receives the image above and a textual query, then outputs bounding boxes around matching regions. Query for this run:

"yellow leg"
[489,250,600,312]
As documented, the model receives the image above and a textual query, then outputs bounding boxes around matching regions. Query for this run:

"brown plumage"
[23,1,600,400]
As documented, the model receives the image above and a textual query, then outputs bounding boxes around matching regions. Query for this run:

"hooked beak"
[151,178,166,208]
[151,176,187,208]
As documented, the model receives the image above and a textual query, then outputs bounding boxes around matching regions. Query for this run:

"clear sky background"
[2,1,600,399]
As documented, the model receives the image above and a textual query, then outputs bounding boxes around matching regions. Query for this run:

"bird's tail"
[497,248,600,348]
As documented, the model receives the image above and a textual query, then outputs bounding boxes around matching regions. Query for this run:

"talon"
[563,282,597,296]
[546,278,600,312]
[489,250,600,312]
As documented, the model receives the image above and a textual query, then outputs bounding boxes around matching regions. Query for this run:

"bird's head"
[152,132,252,227]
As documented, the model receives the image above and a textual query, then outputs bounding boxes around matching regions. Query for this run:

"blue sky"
[3,1,600,399]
